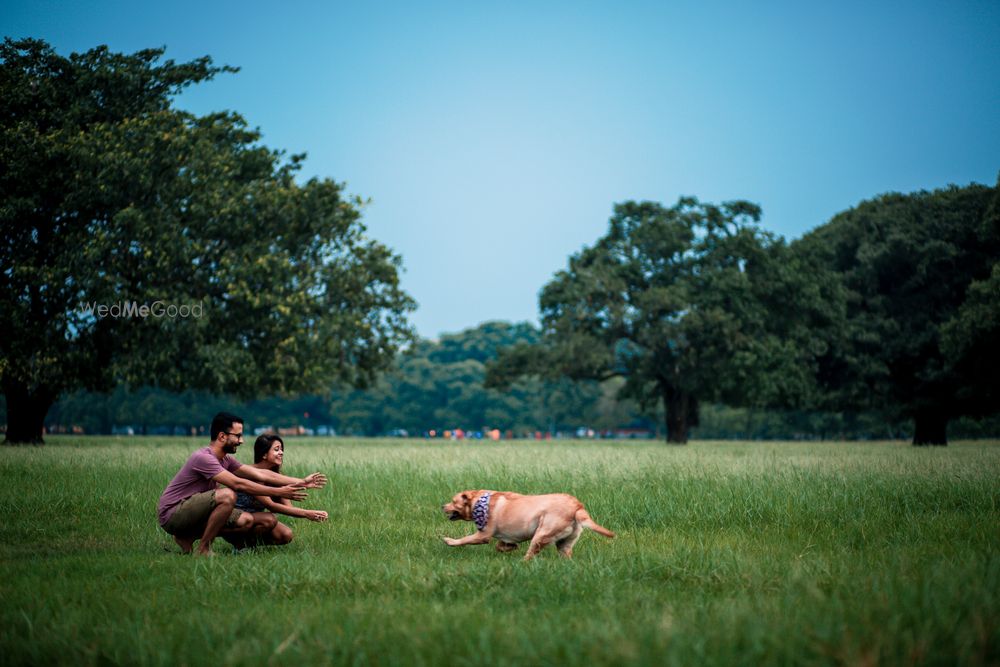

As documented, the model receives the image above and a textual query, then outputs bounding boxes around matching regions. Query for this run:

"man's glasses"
[223,431,245,439]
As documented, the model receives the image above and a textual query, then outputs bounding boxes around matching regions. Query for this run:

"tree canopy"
[486,197,834,443]
[793,181,1000,444]
[0,38,414,443]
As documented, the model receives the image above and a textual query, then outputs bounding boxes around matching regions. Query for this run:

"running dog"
[441,490,615,560]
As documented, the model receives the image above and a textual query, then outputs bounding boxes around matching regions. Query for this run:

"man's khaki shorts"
[162,490,243,536]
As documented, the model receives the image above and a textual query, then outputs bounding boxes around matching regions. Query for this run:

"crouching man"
[157,412,327,556]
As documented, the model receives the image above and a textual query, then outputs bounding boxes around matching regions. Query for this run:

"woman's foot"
[173,535,195,554]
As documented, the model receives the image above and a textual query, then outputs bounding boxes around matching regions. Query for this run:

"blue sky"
[7,1,1000,338]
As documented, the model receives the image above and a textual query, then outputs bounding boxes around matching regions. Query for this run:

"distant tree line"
[23,320,1000,440]
[33,322,652,437]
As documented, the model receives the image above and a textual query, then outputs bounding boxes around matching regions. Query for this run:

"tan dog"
[441,490,615,560]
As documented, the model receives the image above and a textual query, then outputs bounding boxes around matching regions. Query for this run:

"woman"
[234,434,328,546]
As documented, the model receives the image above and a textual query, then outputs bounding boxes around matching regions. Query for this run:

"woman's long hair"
[253,434,284,472]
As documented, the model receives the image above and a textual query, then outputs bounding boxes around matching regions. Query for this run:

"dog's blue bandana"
[472,492,491,531]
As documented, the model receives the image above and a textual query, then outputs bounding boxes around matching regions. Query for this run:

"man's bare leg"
[196,488,239,556]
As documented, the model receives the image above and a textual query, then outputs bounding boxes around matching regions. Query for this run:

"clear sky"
[6,1,1000,338]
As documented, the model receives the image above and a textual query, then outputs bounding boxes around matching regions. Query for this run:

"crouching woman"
[234,434,329,547]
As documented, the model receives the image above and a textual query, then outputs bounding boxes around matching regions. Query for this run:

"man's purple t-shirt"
[157,447,242,526]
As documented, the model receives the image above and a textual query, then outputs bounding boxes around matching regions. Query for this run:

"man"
[157,412,327,555]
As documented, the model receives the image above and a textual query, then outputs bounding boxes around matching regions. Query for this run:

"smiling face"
[252,434,284,470]
[263,440,283,468]
[221,423,244,455]
[442,491,477,521]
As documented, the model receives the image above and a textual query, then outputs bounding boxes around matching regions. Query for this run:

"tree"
[793,181,999,445]
[487,198,833,443]
[0,39,415,443]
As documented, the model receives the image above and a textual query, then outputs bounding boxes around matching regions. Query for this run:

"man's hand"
[301,472,327,489]
[277,485,308,502]
[305,510,328,522]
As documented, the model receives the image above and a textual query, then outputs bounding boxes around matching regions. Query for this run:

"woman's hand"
[306,510,328,522]
[277,485,308,502]
[301,472,327,489]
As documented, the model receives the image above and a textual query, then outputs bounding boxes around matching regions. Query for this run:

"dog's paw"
[442,536,459,546]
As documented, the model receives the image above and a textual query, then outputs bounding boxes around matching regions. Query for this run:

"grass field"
[1,436,998,666]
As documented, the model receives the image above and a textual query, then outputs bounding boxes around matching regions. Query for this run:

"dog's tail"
[576,508,615,538]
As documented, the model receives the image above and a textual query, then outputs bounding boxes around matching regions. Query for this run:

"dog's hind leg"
[524,536,548,560]
[524,515,568,560]
[555,523,583,559]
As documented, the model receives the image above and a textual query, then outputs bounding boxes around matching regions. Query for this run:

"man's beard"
[222,440,239,454]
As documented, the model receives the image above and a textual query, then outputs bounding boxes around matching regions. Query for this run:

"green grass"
[1,437,998,666]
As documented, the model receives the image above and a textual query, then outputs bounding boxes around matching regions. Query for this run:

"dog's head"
[442,490,478,521]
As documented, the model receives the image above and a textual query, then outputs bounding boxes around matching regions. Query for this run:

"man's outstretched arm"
[234,466,327,489]
[213,469,307,501]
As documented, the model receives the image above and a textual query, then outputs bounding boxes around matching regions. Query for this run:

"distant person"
[230,434,328,547]
[157,412,327,556]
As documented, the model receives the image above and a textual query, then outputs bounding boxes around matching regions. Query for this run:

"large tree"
[793,181,1000,445]
[486,198,835,443]
[0,38,415,443]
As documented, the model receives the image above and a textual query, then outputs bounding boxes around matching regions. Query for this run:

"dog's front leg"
[442,531,491,547]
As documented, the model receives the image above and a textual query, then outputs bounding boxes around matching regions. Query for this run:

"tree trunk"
[662,385,697,445]
[912,411,948,446]
[2,380,56,445]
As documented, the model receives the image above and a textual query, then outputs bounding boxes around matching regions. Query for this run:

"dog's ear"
[460,492,471,503]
